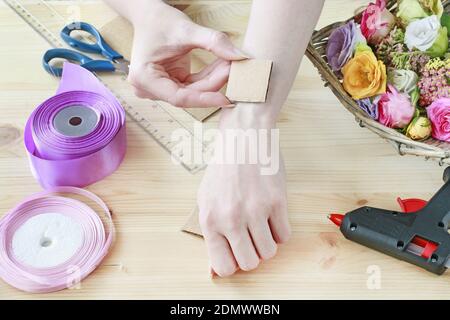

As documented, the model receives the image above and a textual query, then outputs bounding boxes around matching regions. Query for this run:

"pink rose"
[378,85,415,128]
[426,97,450,141]
[361,0,396,44]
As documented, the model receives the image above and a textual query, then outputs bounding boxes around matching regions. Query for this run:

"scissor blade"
[114,58,130,74]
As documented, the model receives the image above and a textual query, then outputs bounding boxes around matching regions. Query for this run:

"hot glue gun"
[329,167,450,275]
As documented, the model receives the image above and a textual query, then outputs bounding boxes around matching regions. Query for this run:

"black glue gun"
[329,167,450,275]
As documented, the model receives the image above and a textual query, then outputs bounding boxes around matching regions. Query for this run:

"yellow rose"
[342,50,387,100]
[406,116,432,140]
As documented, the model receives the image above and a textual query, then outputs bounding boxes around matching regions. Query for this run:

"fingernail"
[222,104,235,108]
[233,47,251,59]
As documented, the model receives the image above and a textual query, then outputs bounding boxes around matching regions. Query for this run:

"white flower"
[405,15,441,51]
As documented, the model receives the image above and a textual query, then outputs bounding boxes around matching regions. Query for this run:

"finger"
[203,232,238,277]
[186,61,230,92]
[170,88,231,108]
[226,228,260,271]
[191,26,250,61]
[129,65,231,108]
[166,55,191,82]
[185,58,225,83]
[269,208,291,244]
[248,219,277,260]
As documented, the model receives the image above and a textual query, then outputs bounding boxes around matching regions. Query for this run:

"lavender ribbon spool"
[24,63,126,188]
[0,187,114,293]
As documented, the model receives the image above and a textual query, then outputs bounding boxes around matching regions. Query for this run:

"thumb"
[191,25,250,61]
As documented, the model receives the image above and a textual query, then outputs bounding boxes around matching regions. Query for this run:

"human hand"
[127,1,248,108]
[197,115,291,277]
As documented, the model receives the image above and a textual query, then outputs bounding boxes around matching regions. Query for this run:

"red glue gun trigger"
[396,198,427,213]
[396,198,439,260]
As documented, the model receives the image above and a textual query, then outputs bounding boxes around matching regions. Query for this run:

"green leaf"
[441,12,450,30]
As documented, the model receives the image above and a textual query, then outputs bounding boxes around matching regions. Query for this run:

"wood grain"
[0,0,449,300]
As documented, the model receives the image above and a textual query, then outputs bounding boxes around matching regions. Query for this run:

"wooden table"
[0,0,449,299]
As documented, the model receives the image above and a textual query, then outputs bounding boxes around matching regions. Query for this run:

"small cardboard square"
[99,16,220,122]
[182,206,203,237]
[225,59,273,103]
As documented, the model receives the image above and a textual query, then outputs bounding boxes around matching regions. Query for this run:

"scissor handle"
[42,48,116,76]
[60,22,123,61]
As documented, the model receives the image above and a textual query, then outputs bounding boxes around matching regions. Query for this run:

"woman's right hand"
[126,1,248,108]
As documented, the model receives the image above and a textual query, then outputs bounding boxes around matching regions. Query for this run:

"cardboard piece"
[182,206,203,237]
[100,16,133,61]
[99,16,220,122]
[225,59,273,103]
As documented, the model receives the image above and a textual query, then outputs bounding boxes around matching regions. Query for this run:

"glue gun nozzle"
[328,213,344,227]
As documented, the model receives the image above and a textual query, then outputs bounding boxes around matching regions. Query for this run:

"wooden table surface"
[0,0,449,299]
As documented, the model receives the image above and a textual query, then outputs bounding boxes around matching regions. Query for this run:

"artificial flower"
[361,0,396,44]
[326,20,366,73]
[397,0,429,25]
[417,58,450,106]
[376,27,406,66]
[378,85,415,128]
[390,51,430,73]
[342,49,387,99]
[387,69,419,96]
[406,116,432,140]
[408,52,432,72]
[419,0,444,18]
[397,0,443,25]
[355,43,373,54]
[357,96,380,119]
[405,15,448,57]
[426,25,448,57]
[410,86,421,106]
[377,28,431,72]
[426,97,450,141]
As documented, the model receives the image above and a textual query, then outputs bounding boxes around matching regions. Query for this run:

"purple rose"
[326,20,366,73]
[357,96,380,120]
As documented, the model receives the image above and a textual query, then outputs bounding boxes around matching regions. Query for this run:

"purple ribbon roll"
[24,63,126,188]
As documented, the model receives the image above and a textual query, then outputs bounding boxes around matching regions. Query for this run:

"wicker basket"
[306,0,450,165]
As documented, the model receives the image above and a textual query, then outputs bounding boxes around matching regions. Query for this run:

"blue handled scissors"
[42,22,129,77]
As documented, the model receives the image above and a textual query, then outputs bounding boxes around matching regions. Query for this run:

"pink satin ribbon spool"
[24,62,126,188]
[0,186,114,293]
